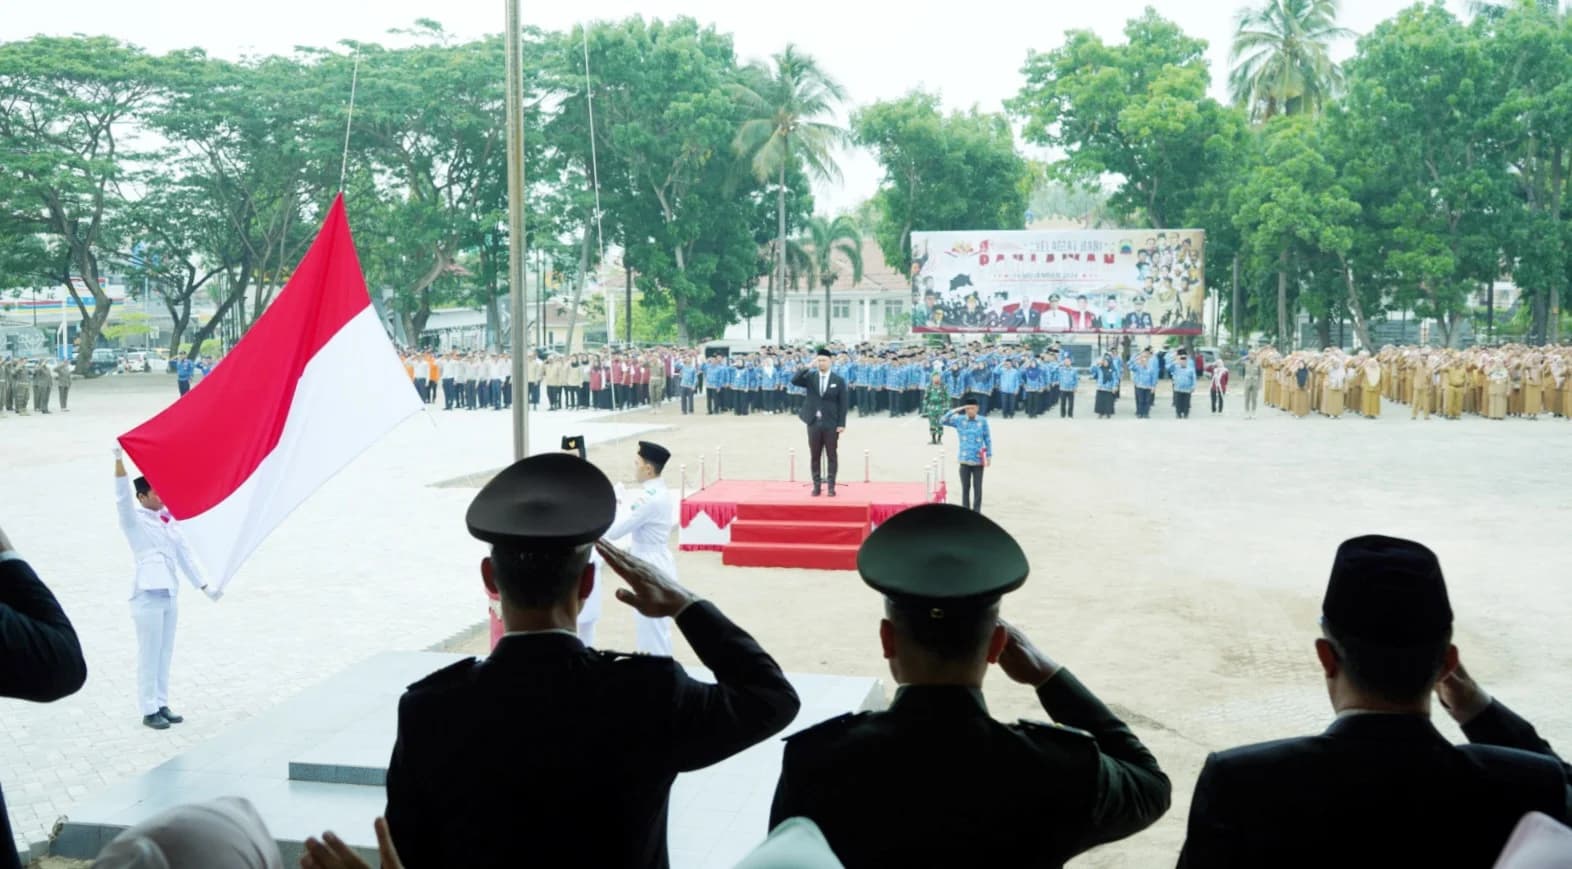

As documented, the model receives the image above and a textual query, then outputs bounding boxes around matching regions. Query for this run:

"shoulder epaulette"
[1013,719,1095,741]
[407,657,478,691]
[783,712,865,743]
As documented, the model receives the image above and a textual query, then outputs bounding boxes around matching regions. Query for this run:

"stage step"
[734,502,870,524]
[722,542,862,571]
[728,520,868,546]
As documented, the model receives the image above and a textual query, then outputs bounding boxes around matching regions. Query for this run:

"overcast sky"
[5,0,1466,214]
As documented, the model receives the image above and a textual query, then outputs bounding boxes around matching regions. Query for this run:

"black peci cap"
[1323,535,1453,646]
[637,440,671,468]
[561,435,585,459]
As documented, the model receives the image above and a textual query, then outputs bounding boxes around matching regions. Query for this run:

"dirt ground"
[445,387,1572,867]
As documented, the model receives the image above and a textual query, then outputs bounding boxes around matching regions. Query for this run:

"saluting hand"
[1436,659,1492,725]
[301,817,402,869]
[996,621,1061,687]
[597,540,697,619]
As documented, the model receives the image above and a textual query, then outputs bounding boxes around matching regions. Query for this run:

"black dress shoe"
[811,484,822,497]
[828,484,837,497]
[157,706,184,724]
[142,714,170,730]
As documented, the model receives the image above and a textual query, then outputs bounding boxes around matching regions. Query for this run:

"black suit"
[0,556,88,869]
[1178,702,1572,868]
[770,672,1171,868]
[384,601,799,869]
[792,368,849,485]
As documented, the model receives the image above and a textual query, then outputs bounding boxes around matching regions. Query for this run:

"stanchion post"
[789,448,796,482]
[716,446,723,480]
[864,449,870,483]
[699,456,707,490]
[680,464,688,498]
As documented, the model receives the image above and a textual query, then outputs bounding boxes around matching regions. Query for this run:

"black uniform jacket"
[1178,701,1572,868]
[770,670,1172,868]
[384,601,800,868]
[0,557,87,869]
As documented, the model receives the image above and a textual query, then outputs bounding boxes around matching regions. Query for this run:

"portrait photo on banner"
[908,229,1207,335]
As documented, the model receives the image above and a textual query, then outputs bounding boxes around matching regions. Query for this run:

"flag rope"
[339,49,362,192]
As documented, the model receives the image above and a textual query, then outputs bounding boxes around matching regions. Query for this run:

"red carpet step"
[728,520,869,546]
[681,479,943,571]
[722,542,862,571]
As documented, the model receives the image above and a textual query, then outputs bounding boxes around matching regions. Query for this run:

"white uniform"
[575,549,605,647]
[115,475,207,716]
[602,477,676,655]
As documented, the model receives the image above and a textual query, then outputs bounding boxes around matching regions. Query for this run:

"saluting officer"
[770,504,1171,868]
[383,453,799,868]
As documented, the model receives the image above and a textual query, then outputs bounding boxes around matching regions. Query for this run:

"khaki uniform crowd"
[0,358,72,418]
[1249,345,1572,421]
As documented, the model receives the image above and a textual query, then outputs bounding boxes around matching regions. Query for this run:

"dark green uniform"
[770,674,1169,868]
[922,382,951,443]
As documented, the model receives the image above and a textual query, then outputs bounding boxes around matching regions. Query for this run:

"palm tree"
[1229,0,1354,122]
[731,46,848,341]
[797,215,864,345]
[1466,0,1561,21]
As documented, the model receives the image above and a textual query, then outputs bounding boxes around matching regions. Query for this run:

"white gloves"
[202,585,223,602]
[112,445,124,459]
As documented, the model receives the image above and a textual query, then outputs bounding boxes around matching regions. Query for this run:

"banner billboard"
[909,229,1206,335]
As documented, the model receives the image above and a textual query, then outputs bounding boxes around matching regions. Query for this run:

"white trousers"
[575,566,672,656]
[131,590,177,716]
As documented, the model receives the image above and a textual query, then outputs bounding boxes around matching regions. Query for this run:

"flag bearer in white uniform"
[113,446,220,730]
[561,435,608,646]
[604,441,677,655]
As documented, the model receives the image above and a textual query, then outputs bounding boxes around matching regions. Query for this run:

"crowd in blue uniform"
[692,341,1207,422]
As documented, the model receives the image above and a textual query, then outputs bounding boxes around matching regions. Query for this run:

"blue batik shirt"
[943,411,993,464]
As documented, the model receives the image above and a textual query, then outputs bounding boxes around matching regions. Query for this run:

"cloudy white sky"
[5,0,1468,214]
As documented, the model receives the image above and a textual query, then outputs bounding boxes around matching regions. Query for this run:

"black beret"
[466,454,615,547]
[1323,535,1453,646]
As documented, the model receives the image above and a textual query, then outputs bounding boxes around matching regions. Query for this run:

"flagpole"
[505,0,531,461]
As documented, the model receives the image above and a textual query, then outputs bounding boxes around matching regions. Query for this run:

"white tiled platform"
[52,652,885,867]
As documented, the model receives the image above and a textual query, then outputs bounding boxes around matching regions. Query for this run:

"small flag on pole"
[118,194,422,590]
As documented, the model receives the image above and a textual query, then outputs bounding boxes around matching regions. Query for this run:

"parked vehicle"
[89,348,118,376]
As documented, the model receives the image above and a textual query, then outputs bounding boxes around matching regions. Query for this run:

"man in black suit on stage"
[792,347,850,498]
[0,522,88,869]
[384,454,799,868]
[1178,535,1572,869]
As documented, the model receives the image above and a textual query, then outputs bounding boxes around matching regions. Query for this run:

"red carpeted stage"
[679,479,947,570]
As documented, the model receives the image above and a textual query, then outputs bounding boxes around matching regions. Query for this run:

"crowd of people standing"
[1248,344,1572,421]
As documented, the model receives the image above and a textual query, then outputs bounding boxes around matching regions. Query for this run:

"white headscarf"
[93,797,282,869]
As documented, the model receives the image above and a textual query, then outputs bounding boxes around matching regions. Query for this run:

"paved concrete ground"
[5,372,1572,866]
[0,372,664,860]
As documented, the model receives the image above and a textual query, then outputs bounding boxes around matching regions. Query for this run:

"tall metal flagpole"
[505,0,531,460]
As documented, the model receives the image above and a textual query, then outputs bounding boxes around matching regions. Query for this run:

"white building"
[725,237,913,345]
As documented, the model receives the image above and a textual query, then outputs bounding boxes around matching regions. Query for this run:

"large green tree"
[0,36,159,372]
[731,45,847,342]
[1011,10,1238,229]
[854,91,1030,276]
[1337,4,1514,346]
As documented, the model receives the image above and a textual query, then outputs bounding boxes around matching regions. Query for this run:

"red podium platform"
[680,479,946,570]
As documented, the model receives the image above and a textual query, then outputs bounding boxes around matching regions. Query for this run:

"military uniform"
[386,453,799,869]
[32,361,53,414]
[54,360,72,411]
[12,363,30,415]
[770,505,1170,869]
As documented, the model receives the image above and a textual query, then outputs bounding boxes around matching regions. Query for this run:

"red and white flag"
[119,195,422,590]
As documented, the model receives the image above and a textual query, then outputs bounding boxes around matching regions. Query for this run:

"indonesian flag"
[118,195,422,590]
